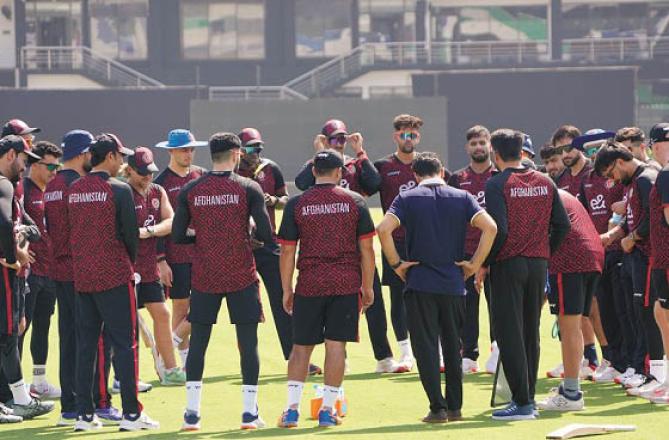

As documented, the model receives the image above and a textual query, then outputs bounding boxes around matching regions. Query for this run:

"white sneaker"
[485,342,499,374]
[536,388,585,411]
[30,382,61,399]
[240,412,266,430]
[111,379,153,394]
[462,358,479,375]
[631,380,662,398]
[615,367,635,385]
[593,359,610,377]
[375,357,409,374]
[399,355,414,371]
[593,366,621,383]
[648,385,669,404]
[546,363,564,378]
[119,412,160,431]
[74,415,103,432]
[579,359,596,381]
[623,374,647,389]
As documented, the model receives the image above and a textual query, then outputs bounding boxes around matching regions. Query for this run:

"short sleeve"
[271,163,286,191]
[464,191,483,223]
[387,194,406,225]
[659,170,669,205]
[278,195,300,244]
[352,193,375,239]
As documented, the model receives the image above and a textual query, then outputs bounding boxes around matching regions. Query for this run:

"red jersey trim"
[3,267,12,335]
[358,231,376,240]
[277,239,297,245]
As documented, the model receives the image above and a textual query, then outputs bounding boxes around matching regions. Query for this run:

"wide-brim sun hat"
[155,129,207,149]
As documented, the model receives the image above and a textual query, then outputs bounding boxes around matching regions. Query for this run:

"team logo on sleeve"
[605,179,615,189]
[152,198,160,209]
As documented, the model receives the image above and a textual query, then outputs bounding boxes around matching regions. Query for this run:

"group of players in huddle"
[0,113,667,431]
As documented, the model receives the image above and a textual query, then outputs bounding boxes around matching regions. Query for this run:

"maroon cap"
[238,128,263,147]
[128,146,159,175]
[0,135,41,160]
[2,119,41,137]
[321,119,348,137]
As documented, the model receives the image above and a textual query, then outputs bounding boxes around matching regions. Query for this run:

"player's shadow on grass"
[0,425,112,439]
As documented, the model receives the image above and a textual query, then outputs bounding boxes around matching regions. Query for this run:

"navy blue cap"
[572,129,615,152]
[649,123,669,145]
[62,129,94,162]
[522,134,535,158]
[313,149,344,170]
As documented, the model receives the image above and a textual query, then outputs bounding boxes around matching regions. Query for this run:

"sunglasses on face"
[38,162,61,172]
[399,132,418,141]
[328,135,347,146]
[560,144,575,153]
[243,145,263,155]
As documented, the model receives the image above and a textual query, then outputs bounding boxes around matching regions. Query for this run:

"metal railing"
[20,46,164,88]
[207,36,669,101]
[208,85,307,101]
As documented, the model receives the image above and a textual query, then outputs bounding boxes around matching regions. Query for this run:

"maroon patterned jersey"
[486,168,562,262]
[650,166,669,269]
[624,165,657,257]
[22,178,51,277]
[557,161,592,197]
[237,158,286,234]
[373,154,417,242]
[68,172,137,293]
[579,170,624,251]
[44,169,82,281]
[153,166,205,264]
[549,191,604,274]
[278,184,375,296]
[172,172,272,293]
[132,183,163,283]
[448,165,495,255]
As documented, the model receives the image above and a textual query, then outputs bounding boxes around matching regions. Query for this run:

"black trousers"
[19,274,56,365]
[0,269,22,403]
[598,251,627,372]
[75,283,140,416]
[490,257,546,406]
[405,290,465,413]
[365,270,393,360]
[462,256,494,360]
[254,246,293,360]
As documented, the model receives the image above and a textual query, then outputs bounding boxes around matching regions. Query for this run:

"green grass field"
[2,208,667,439]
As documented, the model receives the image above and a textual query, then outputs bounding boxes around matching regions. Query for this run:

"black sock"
[601,345,611,363]
[584,344,598,367]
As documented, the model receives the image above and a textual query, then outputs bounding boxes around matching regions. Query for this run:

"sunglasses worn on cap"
[243,146,263,155]
[38,162,61,172]
[400,132,418,141]
[328,135,347,146]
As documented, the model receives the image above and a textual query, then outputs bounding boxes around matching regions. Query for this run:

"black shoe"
[447,410,462,422]
[422,409,448,423]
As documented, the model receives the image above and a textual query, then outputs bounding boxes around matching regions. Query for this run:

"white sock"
[172,332,183,349]
[321,385,339,411]
[398,339,413,359]
[438,339,444,367]
[179,349,189,368]
[241,385,258,415]
[10,380,31,405]
[664,356,669,385]
[186,381,202,414]
[286,380,304,410]
[32,364,47,387]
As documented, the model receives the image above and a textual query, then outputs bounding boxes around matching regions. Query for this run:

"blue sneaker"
[95,406,122,425]
[318,409,342,427]
[277,408,299,428]
[182,410,201,431]
[57,411,78,426]
[491,402,536,421]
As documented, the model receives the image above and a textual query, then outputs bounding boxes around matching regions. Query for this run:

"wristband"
[356,150,366,158]
[391,260,403,269]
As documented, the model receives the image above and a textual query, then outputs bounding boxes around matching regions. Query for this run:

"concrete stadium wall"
[413,66,637,170]
[189,97,449,179]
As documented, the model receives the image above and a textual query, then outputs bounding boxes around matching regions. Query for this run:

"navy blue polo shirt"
[388,178,482,296]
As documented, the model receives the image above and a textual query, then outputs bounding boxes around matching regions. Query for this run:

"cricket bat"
[546,424,636,439]
[491,358,512,407]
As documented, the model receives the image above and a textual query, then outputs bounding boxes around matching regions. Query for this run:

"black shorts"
[381,241,407,287]
[136,281,165,309]
[548,272,600,316]
[188,282,263,325]
[292,293,360,345]
[166,263,191,300]
[652,269,669,310]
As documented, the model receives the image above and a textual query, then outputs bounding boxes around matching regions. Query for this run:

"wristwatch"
[391,260,403,269]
